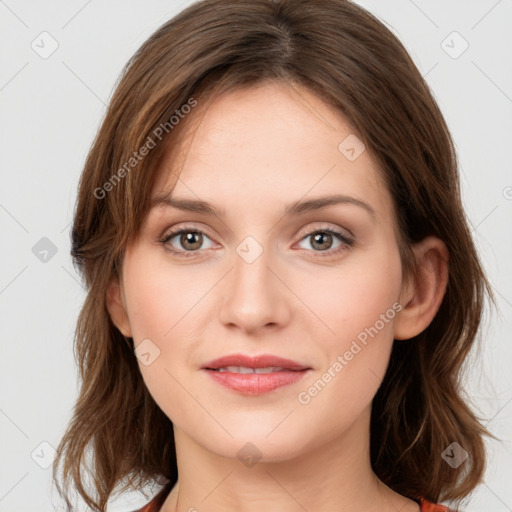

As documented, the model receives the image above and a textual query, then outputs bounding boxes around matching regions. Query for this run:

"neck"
[161,406,419,512]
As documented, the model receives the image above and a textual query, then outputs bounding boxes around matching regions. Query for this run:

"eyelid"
[158,224,218,259]
[294,221,354,240]
[160,222,352,243]
[160,221,212,239]
[158,221,355,257]
[292,223,355,255]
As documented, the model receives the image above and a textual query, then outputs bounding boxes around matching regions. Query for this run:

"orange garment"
[131,481,456,512]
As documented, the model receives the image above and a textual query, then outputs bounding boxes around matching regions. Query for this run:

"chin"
[203,424,314,464]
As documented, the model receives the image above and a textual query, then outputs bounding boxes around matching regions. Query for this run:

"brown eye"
[310,232,334,251]
[160,227,215,255]
[297,228,354,255]
[178,231,203,251]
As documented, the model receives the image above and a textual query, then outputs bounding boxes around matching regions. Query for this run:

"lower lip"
[203,369,310,395]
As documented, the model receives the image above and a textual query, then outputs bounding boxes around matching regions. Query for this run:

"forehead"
[151,81,390,219]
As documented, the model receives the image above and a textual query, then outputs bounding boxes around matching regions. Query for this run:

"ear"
[394,236,449,340]
[106,275,133,338]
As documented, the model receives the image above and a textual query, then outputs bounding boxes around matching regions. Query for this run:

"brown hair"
[52,0,495,510]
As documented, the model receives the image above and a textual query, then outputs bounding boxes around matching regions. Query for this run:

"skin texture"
[107,81,448,512]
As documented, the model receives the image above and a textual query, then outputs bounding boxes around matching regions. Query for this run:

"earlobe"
[106,275,133,338]
[394,236,449,341]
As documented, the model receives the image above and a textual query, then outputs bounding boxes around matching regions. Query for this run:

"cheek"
[298,240,402,345]
[295,242,402,403]
[121,248,215,422]
[122,247,205,342]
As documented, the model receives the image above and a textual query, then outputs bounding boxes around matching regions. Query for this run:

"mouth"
[208,366,300,374]
[201,353,310,371]
[201,354,311,395]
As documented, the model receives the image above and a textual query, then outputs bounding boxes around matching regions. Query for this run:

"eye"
[296,228,354,256]
[158,224,354,259]
[159,226,215,257]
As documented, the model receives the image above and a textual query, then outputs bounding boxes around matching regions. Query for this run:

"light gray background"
[0,1,511,511]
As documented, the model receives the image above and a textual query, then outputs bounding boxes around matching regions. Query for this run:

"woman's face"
[115,81,407,462]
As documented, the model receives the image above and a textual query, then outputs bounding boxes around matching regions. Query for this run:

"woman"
[52,1,494,511]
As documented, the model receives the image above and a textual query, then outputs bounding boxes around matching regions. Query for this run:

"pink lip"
[201,353,311,395]
[204,370,310,395]
[201,353,309,371]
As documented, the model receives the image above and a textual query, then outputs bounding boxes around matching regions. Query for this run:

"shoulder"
[130,501,157,512]
[419,496,457,512]
[129,481,175,512]
[131,489,456,512]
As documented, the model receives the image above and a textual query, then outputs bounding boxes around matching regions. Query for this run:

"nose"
[218,244,292,335]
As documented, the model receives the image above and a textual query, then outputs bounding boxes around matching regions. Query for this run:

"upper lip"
[202,353,310,371]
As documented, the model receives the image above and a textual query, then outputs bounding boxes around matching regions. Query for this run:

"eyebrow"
[150,193,376,219]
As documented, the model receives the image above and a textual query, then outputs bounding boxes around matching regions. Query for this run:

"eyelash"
[158,224,354,259]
